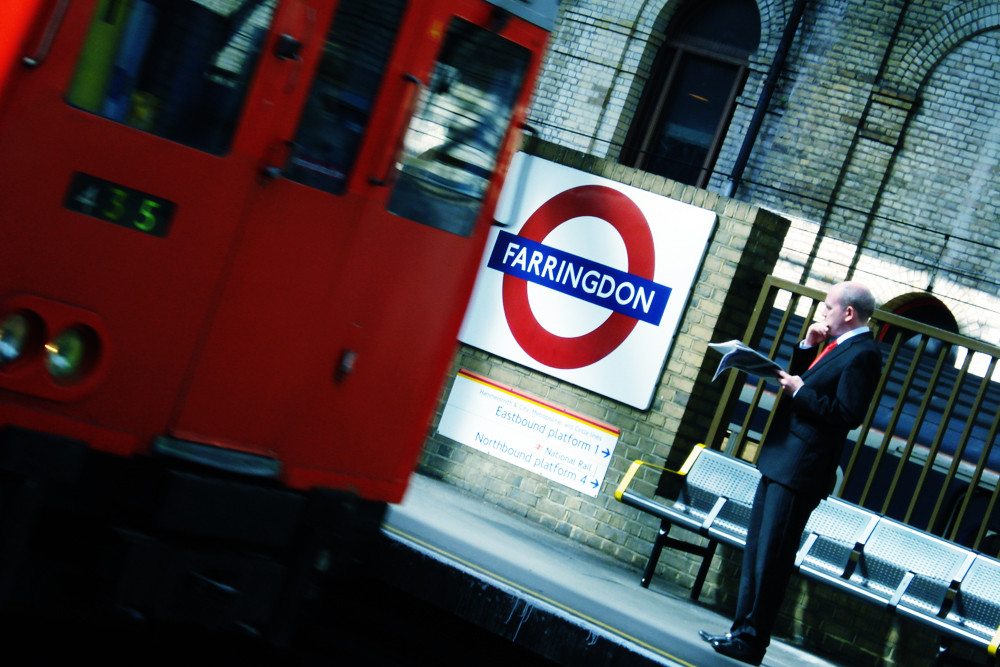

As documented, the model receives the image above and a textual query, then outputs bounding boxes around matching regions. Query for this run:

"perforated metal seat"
[679,450,760,546]
[943,555,1000,651]
[849,518,976,615]
[796,497,879,579]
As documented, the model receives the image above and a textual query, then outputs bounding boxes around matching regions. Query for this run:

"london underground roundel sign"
[503,184,655,369]
[459,153,717,409]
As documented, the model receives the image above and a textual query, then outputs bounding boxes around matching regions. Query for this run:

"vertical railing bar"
[857,329,905,506]
[711,277,779,454]
[931,358,997,534]
[959,399,1000,547]
[711,369,744,452]
[755,295,818,463]
[972,405,1000,549]
[841,316,891,496]
[945,356,1000,543]
[741,292,803,462]
[878,336,930,513]
[917,350,975,530]
[740,281,788,460]
[842,324,898,497]
[901,341,951,524]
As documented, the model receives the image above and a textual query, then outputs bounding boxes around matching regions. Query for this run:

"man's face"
[820,285,851,338]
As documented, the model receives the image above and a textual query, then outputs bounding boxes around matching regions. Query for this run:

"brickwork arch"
[892,1,1000,93]
[878,292,958,334]
[755,0,786,62]
[866,272,996,344]
[637,0,787,63]
[637,0,675,37]
[870,278,998,344]
[924,280,1000,344]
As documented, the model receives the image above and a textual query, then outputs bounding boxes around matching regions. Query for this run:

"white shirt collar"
[835,325,870,345]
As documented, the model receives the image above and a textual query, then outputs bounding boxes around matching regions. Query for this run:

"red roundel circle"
[502,184,655,369]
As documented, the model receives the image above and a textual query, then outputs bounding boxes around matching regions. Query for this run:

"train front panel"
[0,0,554,499]
[0,0,557,636]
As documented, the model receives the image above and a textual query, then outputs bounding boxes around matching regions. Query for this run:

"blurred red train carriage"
[0,0,557,638]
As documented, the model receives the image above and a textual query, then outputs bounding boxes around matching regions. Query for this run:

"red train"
[0,0,556,640]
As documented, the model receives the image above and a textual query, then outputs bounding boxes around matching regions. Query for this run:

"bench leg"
[640,521,671,588]
[690,539,718,602]
[639,520,721,601]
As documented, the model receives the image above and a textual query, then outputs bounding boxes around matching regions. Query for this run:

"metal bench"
[803,513,1000,664]
[615,445,1000,664]
[836,518,977,614]
[937,554,1000,663]
[614,444,760,600]
[795,496,880,582]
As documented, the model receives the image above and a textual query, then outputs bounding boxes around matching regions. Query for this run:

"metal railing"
[706,276,1000,554]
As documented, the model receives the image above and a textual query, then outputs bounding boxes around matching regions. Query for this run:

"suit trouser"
[730,476,822,649]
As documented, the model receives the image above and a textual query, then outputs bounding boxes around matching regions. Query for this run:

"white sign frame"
[459,153,717,408]
[438,370,620,496]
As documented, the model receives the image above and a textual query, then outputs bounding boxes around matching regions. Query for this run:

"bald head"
[820,281,875,339]
[833,281,876,323]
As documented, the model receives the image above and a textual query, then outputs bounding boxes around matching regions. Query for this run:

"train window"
[67,0,277,155]
[387,18,530,236]
[284,0,407,194]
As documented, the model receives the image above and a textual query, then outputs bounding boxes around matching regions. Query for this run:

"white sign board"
[459,153,716,408]
[438,370,620,496]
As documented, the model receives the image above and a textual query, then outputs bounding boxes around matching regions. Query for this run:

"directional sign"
[459,153,717,408]
[438,370,620,496]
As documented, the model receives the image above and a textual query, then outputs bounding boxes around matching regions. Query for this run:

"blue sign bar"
[487,231,670,325]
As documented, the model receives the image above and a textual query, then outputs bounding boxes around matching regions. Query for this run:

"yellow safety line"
[989,623,1000,656]
[383,523,698,667]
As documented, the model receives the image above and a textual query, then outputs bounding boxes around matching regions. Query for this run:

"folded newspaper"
[708,340,783,382]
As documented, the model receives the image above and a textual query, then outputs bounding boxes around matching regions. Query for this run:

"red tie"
[808,340,838,369]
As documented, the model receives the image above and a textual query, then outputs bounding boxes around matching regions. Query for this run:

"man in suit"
[700,281,883,665]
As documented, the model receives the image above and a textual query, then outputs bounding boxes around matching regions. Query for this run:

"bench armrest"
[614,444,705,501]
[889,571,915,609]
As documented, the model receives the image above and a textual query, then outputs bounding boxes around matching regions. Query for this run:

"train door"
[171,0,548,499]
[0,0,298,447]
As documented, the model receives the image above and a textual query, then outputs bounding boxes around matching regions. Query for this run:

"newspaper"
[708,340,783,382]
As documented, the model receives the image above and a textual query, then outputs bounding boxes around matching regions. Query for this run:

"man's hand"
[804,322,830,347]
[778,370,803,394]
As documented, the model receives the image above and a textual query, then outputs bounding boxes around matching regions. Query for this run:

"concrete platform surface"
[380,473,849,667]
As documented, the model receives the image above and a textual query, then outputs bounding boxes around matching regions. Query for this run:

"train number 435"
[64,172,176,238]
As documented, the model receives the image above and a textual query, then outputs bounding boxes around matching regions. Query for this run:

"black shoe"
[710,636,765,666]
[698,629,731,643]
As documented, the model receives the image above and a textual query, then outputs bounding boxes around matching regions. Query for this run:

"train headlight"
[45,325,99,383]
[0,312,36,366]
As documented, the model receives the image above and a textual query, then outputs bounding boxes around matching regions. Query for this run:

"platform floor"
[379,473,850,667]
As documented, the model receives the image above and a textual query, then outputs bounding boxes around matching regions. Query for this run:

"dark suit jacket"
[756,332,882,496]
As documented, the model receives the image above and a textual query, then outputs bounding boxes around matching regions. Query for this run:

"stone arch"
[877,292,960,360]
[613,0,769,173]
[893,1,1000,93]
[879,292,958,332]
[634,0,785,72]
[755,0,788,63]
[622,0,782,108]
